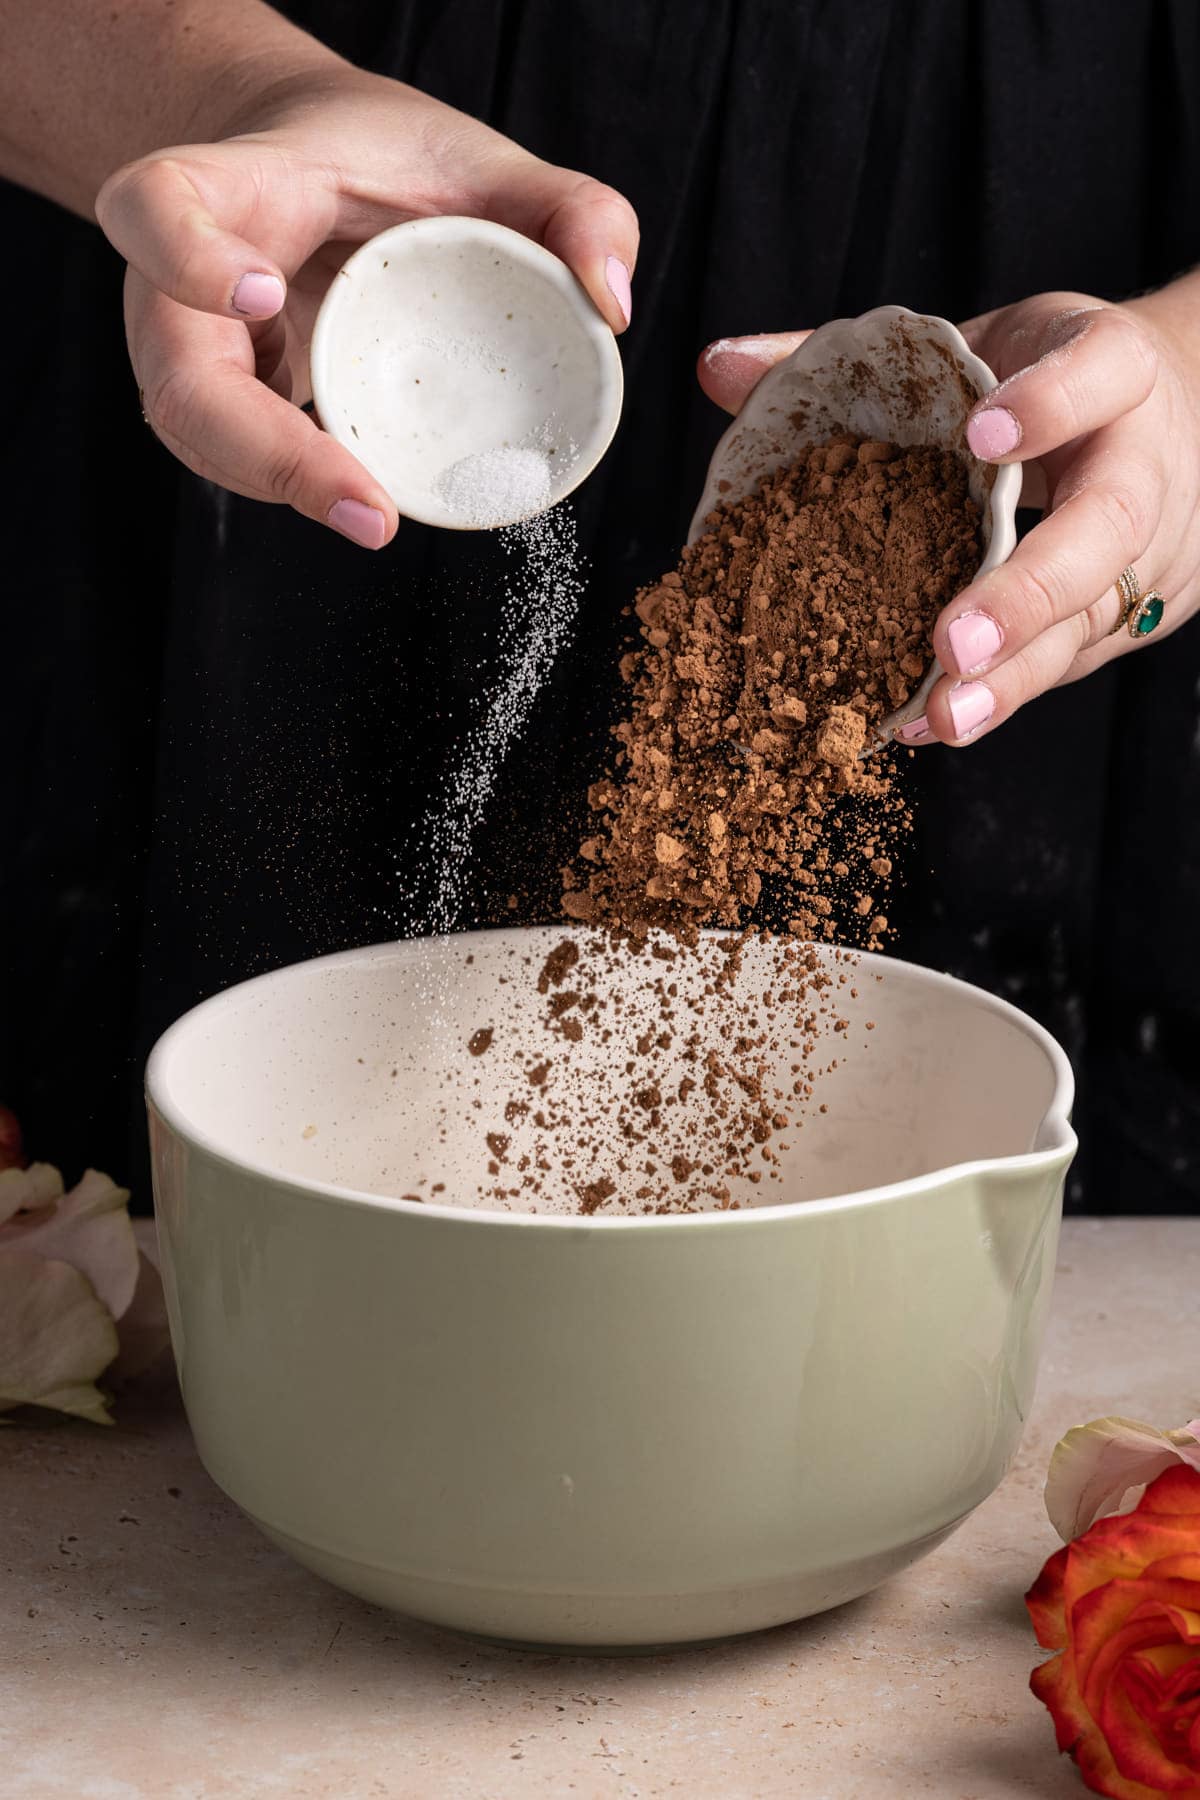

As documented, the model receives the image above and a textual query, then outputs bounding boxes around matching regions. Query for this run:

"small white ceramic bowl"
[689,307,1022,742]
[310,218,624,529]
[147,929,1074,1651]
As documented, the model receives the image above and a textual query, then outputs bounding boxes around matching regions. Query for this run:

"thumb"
[958,299,1156,463]
[488,159,639,333]
[96,152,287,320]
[697,331,813,414]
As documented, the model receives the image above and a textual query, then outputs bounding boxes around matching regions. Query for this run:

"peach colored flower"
[1048,1418,1200,1542]
[1028,1465,1200,1798]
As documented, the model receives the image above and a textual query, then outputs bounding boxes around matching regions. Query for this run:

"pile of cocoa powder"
[562,435,981,945]
[465,436,981,1215]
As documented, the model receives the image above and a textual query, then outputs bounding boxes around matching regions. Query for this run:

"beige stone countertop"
[3,1216,1198,1800]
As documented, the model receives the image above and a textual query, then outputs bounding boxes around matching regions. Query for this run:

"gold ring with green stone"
[1127,586,1165,639]
[1110,566,1165,639]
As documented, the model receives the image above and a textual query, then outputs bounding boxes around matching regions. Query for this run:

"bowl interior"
[148,931,1072,1218]
[309,218,623,528]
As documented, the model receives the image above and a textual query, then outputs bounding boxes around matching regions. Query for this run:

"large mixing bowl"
[146,929,1075,1650]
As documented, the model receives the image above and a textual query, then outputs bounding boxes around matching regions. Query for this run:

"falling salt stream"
[387,483,586,1038]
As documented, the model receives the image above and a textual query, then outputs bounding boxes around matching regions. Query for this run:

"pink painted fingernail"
[947,609,1004,674]
[967,406,1021,460]
[232,272,286,319]
[896,715,932,744]
[605,256,632,327]
[948,681,995,739]
[328,498,387,549]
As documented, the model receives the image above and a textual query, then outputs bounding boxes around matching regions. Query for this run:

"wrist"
[165,24,350,150]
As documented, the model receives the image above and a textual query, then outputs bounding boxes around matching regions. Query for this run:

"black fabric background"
[3,0,1199,1213]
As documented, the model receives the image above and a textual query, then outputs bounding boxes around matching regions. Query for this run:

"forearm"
[0,0,339,217]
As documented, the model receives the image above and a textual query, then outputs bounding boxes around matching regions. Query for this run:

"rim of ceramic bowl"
[145,932,1076,1232]
[309,216,625,529]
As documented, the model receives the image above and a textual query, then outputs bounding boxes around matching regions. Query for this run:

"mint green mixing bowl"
[146,930,1074,1649]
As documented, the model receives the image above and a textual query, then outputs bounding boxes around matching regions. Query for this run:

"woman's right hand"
[96,65,638,548]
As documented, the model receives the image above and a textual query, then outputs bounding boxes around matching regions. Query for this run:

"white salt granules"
[394,502,586,941]
[434,445,555,528]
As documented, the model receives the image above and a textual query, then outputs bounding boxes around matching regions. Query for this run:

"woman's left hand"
[698,282,1200,745]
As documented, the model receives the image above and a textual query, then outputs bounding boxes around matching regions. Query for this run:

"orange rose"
[1028,1465,1200,1797]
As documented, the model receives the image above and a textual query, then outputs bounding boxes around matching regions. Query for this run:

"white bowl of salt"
[310,217,625,530]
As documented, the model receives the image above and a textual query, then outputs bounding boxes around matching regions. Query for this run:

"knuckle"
[143,363,198,445]
[1092,480,1152,553]
[571,173,640,238]
[1079,597,1111,652]
[1106,307,1160,389]
[97,154,178,228]
[1036,301,1101,352]
[137,154,191,201]
[95,160,143,236]
[1005,555,1073,637]
[575,174,619,209]
[1005,642,1053,710]
[258,442,309,504]
[93,170,124,234]
[95,153,139,207]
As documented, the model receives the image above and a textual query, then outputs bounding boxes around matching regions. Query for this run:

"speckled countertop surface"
[3,1218,1197,1800]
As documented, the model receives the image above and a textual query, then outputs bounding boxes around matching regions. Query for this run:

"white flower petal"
[0,1249,117,1424]
[0,1162,63,1227]
[0,1165,138,1318]
[1045,1415,1200,1541]
[1165,1422,1200,1470]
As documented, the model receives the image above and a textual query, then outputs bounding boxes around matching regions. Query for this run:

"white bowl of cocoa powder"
[690,306,1021,742]
[147,925,1075,1651]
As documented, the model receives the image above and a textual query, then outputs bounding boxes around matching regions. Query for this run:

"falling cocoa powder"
[462,927,861,1215]
[463,438,983,1215]
[537,940,579,992]
[562,436,980,945]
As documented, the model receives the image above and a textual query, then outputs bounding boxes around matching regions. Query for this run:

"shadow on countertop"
[6,1380,1081,1798]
